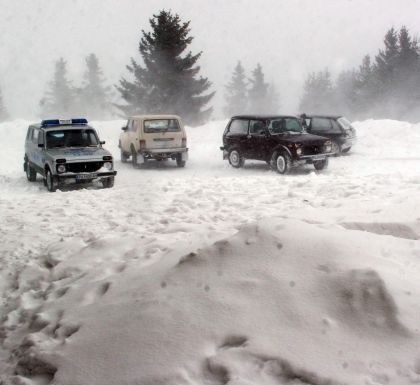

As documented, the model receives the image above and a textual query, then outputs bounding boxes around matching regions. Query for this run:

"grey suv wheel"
[331,141,342,155]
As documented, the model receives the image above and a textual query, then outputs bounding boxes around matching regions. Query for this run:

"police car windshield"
[46,129,99,148]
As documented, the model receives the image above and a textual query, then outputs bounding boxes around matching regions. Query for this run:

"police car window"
[229,119,249,134]
[32,129,39,144]
[38,131,44,145]
[144,119,180,133]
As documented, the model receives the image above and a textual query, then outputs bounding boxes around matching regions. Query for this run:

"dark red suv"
[221,115,333,174]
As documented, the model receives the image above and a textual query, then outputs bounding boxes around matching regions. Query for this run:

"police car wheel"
[26,162,37,182]
[46,169,58,192]
[102,176,114,188]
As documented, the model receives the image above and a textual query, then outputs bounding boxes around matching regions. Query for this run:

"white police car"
[24,118,117,192]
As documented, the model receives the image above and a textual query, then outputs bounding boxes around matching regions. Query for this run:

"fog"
[1,0,420,119]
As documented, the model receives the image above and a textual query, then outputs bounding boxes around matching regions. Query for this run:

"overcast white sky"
[1,0,420,119]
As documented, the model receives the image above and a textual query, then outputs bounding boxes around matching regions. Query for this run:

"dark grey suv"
[302,115,357,155]
[221,115,333,174]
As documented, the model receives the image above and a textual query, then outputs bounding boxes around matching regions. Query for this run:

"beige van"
[119,115,188,168]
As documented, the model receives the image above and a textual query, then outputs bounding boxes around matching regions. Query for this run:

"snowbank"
[0,118,420,385]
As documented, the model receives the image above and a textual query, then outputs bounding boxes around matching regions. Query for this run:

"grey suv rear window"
[144,119,180,133]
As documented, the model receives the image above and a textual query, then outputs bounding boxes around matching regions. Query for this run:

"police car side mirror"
[100,141,105,145]
[38,143,44,148]
[121,126,128,131]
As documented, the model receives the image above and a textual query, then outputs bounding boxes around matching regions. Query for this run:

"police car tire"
[102,177,114,188]
[26,162,37,182]
[46,169,58,192]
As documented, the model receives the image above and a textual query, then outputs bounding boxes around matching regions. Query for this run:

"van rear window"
[144,119,180,133]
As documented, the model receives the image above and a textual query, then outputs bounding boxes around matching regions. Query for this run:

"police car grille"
[66,162,103,173]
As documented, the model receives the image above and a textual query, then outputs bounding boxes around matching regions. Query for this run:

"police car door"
[30,128,44,171]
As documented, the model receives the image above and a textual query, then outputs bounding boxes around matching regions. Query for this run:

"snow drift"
[0,119,420,385]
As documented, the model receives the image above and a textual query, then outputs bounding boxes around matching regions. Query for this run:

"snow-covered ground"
[0,119,419,385]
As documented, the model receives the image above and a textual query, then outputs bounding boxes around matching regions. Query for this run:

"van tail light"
[182,138,187,147]
[139,139,146,150]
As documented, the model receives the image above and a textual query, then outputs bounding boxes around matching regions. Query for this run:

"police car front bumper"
[57,170,117,183]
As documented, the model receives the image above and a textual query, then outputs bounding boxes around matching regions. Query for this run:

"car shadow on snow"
[242,161,323,176]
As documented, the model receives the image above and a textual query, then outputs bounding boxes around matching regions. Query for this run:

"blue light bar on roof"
[41,118,88,127]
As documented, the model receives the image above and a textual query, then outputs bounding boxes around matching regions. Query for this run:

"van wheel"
[176,154,186,168]
[46,169,58,192]
[314,157,329,170]
[228,148,244,168]
[131,146,138,168]
[271,152,291,174]
[25,161,37,181]
[102,176,115,188]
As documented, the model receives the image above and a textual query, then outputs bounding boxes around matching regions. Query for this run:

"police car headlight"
[296,148,302,156]
[104,162,113,170]
[57,165,66,173]
[324,142,332,152]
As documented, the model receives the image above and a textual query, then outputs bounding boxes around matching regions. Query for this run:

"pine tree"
[79,53,113,119]
[395,26,420,120]
[374,27,399,93]
[299,69,334,113]
[116,10,214,126]
[0,86,8,122]
[353,55,374,118]
[223,61,248,117]
[40,58,76,117]
[334,70,358,117]
[248,64,268,112]
[248,63,279,113]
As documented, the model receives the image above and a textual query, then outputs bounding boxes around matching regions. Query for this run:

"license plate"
[312,156,326,161]
[76,173,96,180]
